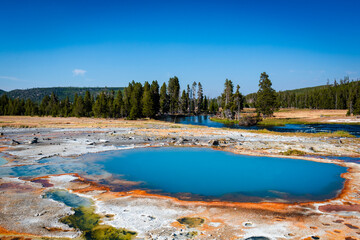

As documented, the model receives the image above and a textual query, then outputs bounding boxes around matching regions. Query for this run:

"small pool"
[97,147,346,202]
[44,189,92,208]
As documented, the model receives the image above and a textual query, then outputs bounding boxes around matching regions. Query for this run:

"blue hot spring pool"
[95,147,346,202]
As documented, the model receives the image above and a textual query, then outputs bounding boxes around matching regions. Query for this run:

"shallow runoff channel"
[160,115,360,137]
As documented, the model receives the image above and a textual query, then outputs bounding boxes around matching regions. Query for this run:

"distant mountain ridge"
[0,87,124,102]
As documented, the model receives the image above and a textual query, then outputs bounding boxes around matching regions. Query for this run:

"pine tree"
[232,85,244,120]
[159,82,169,114]
[255,72,278,117]
[353,97,360,115]
[190,82,197,113]
[222,79,234,109]
[107,90,115,118]
[202,96,208,113]
[150,81,160,114]
[142,82,155,118]
[61,96,71,117]
[123,82,133,117]
[221,79,234,118]
[113,90,124,118]
[197,82,203,113]
[129,82,143,119]
[24,99,34,116]
[186,84,191,114]
[40,95,50,116]
[49,92,59,117]
[180,90,188,113]
[93,92,108,118]
[168,76,180,114]
[0,95,9,115]
[84,90,93,117]
[73,95,85,117]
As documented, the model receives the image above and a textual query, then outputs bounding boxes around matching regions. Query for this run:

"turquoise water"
[0,147,347,202]
[44,189,92,208]
[97,147,346,202]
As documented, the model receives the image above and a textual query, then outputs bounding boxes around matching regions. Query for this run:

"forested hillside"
[246,77,360,115]
[0,87,124,102]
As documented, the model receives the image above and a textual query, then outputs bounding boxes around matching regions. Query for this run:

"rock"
[29,137,38,144]
[208,139,219,146]
[11,139,21,145]
[243,222,253,227]
[192,138,199,144]
[0,132,3,136]
[225,137,236,143]
[176,137,188,144]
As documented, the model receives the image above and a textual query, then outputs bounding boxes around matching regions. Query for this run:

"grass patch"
[315,130,355,138]
[177,217,205,228]
[253,129,273,134]
[61,206,136,240]
[281,149,307,156]
[257,118,308,126]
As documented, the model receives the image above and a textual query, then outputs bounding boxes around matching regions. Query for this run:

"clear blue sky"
[0,0,359,96]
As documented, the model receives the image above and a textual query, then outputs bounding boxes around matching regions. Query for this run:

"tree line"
[0,77,211,119]
[246,76,360,116]
[2,73,359,120]
[276,77,360,115]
